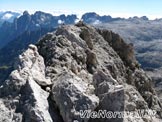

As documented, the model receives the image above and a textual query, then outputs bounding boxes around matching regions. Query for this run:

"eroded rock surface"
[52,72,99,122]
[0,44,61,122]
[0,23,161,122]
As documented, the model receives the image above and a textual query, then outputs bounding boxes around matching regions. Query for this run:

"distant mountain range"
[0,11,20,26]
[0,11,157,49]
[0,11,77,48]
[0,11,162,96]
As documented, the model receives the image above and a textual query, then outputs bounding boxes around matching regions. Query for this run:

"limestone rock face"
[0,44,58,122]
[37,24,161,122]
[52,72,99,122]
[22,77,53,122]
[17,44,52,86]
[0,24,162,122]
[97,29,138,69]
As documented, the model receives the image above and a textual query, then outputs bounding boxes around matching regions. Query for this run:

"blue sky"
[0,0,162,19]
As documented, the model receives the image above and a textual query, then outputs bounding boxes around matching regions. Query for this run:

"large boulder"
[52,72,99,122]
[0,44,58,122]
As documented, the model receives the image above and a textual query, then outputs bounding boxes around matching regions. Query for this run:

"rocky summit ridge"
[0,23,161,122]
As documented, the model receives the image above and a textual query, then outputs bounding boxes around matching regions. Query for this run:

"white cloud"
[1,9,162,20]
[74,18,80,24]
[93,20,101,25]
[58,19,64,24]
[95,11,162,20]
[2,13,13,20]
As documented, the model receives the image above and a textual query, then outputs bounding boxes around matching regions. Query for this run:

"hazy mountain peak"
[23,10,29,15]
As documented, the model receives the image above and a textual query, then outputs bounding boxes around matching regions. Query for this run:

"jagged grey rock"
[22,76,53,122]
[52,72,99,122]
[38,24,161,122]
[18,44,52,86]
[0,23,161,122]
[0,44,53,122]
